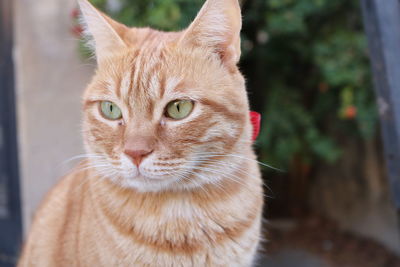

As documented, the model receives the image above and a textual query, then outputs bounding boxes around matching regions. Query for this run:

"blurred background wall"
[14,0,93,232]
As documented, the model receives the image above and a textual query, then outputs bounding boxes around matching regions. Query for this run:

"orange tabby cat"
[18,0,264,266]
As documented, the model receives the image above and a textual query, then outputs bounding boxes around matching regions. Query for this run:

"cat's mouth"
[119,163,180,181]
[136,167,180,181]
[116,169,185,192]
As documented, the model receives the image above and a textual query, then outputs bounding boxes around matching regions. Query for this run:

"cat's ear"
[77,0,127,63]
[179,0,242,68]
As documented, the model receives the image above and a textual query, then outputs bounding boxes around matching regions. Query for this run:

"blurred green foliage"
[86,0,377,170]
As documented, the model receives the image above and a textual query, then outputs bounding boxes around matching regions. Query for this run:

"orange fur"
[18,0,264,266]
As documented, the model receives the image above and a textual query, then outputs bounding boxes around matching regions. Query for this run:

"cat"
[18,0,264,266]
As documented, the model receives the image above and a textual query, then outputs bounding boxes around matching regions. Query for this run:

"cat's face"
[79,0,251,192]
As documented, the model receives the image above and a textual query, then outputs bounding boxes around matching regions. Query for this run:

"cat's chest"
[71,178,263,266]
[80,198,260,267]
[105,198,224,247]
[89,197,231,249]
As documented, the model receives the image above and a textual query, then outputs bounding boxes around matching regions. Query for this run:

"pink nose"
[124,149,153,166]
[123,136,155,167]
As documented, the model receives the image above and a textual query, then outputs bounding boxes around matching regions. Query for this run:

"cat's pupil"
[110,105,113,112]
[177,104,180,112]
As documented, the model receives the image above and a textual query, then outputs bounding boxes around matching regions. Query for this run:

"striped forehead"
[118,51,160,98]
[112,50,185,119]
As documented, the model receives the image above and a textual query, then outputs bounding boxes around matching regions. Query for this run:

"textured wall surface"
[310,139,400,255]
[14,0,94,233]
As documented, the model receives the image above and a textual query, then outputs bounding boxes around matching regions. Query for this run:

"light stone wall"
[14,0,94,233]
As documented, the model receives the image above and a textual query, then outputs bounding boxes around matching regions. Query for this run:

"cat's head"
[78,0,252,192]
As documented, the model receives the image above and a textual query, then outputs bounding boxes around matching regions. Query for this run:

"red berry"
[71,25,83,37]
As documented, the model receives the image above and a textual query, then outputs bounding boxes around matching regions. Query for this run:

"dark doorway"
[0,0,23,266]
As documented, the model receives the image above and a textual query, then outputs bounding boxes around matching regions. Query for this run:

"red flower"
[344,105,357,119]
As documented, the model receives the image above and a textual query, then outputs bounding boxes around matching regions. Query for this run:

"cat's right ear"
[77,0,127,64]
[179,0,242,70]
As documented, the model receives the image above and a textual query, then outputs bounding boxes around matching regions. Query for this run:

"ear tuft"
[180,0,242,67]
[77,0,127,63]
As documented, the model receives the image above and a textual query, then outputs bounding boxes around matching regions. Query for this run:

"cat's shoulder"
[33,162,88,218]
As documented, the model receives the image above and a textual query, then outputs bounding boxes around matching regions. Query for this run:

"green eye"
[100,101,122,120]
[166,100,194,120]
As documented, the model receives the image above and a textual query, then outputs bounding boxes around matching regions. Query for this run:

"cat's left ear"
[78,0,128,64]
[179,0,242,68]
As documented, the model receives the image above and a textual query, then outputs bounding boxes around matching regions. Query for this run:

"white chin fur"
[117,176,184,192]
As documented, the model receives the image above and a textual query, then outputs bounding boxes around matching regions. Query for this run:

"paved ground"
[264,216,400,267]
[259,250,328,267]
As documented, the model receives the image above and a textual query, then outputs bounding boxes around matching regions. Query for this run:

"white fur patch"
[165,77,182,96]
[120,71,132,99]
